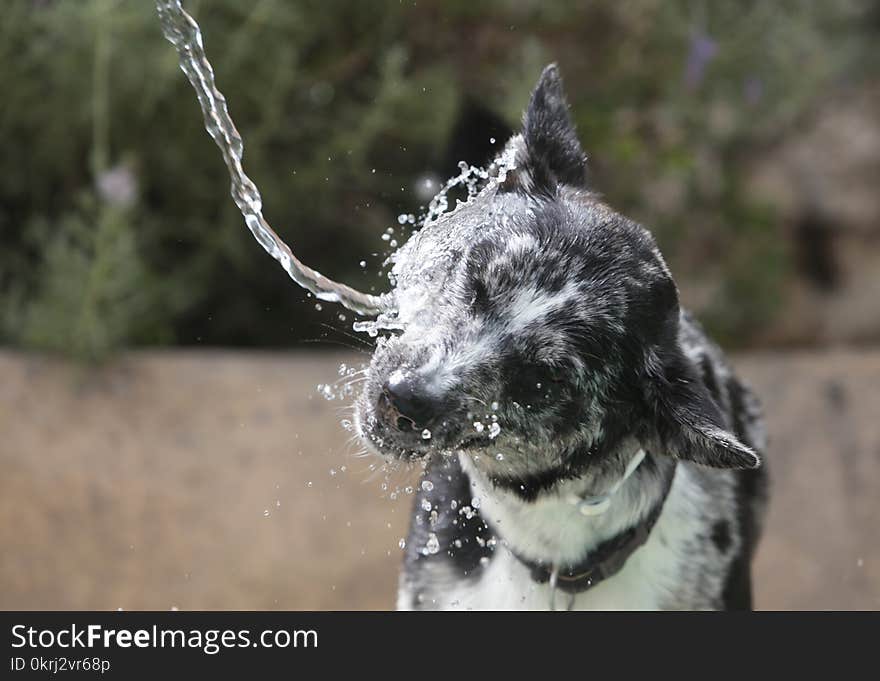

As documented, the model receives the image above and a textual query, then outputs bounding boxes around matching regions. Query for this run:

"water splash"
[423,533,440,555]
[424,161,492,224]
[351,145,519,338]
[315,362,367,402]
[155,1,388,316]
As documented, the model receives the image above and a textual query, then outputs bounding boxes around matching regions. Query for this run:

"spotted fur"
[354,64,768,610]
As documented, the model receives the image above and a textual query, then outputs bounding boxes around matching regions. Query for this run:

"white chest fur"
[399,459,724,610]
[460,451,656,566]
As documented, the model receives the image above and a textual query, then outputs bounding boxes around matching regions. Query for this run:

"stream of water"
[155,0,388,317]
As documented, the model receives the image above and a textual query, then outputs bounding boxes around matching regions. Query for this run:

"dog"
[354,64,768,610]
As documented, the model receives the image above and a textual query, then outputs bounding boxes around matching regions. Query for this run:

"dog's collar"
[511,454,676,596]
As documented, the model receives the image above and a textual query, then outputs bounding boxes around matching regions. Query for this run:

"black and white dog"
[354,65,768,610]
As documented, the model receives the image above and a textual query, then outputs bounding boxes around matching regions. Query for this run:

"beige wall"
[1,350,877,610]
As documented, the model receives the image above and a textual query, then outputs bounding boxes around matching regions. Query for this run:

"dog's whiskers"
[461,393,488,408]
[301,337,369,355]
[318,322,376,349]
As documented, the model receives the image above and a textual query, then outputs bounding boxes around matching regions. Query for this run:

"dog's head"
[355,65,759,491]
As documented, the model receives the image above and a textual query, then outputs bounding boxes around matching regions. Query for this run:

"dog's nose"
[380,372,439,430]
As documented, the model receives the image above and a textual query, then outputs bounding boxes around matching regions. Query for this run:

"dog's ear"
[643,348,761,470]
[519,63,588,189]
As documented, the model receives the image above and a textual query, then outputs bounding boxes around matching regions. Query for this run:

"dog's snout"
[380,372,439,430]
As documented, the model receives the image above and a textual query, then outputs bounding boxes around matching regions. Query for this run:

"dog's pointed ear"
[520,63,587,188]
[644,349,761,470]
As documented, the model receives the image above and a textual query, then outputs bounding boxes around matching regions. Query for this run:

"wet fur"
[354,65,768,610]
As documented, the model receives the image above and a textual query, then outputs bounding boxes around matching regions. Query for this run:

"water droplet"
[420,499,432,512]
[399,538,406,550]
[495,453,504,461]
[491,401,499,411]
[474,421,485,433]
[421,480,434,492]
[314,303,323,311]
[316,384,335,400]
[425,533,440,555]
[471,497,482,509]
[488,422,501,439]
[263,509,270,517]
[421,428,432,440]
[307,481,313,488]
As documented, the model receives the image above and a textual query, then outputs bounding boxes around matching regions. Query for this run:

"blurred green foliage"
[0,0,876,360]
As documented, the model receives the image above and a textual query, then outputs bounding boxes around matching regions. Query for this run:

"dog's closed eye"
[508,361,566,407]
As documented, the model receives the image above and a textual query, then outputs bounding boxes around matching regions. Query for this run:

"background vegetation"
[1,0,878,360]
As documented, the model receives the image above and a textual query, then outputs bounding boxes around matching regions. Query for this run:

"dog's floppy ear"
[643,348,761,470]
[518,63,588,189]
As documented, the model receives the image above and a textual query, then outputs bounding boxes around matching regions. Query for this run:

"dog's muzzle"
[374,369,449,449]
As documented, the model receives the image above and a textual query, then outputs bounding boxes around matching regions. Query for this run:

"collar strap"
[513,458,676,595]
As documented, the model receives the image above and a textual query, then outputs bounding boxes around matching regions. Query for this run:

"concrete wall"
[1,349,877,610]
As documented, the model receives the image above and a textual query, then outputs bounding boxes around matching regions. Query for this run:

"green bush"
[0,0,875,359]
